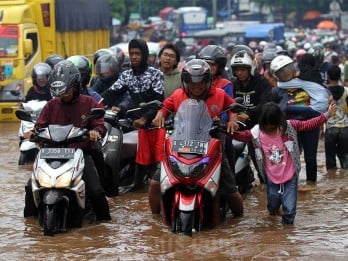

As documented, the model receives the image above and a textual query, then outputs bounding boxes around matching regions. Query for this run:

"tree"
[251,0,341,15]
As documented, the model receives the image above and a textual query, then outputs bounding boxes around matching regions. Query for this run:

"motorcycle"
[149,99,247,236]
[18,100,47,165]
[16,108,105,236]
[101,109,138,196]
[233,139,255,194]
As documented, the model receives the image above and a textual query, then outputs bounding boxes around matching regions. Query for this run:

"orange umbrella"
[303,10,321,20]
[317,20,338,30]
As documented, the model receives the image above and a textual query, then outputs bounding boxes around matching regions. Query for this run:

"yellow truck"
[0,0,111,121]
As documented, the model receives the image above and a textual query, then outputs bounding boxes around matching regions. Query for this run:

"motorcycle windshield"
[171,99,212,143]
[47,124,74,143]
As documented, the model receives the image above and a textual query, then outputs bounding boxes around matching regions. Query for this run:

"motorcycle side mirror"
[229,103,247,114]
[81,108,105,128]
[10,90,21,96]
[139,100,163,110]
[88,108,105,120]
[15,109,34,122]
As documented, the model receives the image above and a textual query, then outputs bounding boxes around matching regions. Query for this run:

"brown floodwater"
[0,122,347,260]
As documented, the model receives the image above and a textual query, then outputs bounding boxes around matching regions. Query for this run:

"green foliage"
[251,0,340,12]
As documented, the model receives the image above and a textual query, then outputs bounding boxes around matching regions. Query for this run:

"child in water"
[232,101,336,224]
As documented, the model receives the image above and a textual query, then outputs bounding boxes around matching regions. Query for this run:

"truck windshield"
[0,25,19,58]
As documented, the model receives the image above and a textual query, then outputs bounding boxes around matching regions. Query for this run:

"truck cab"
[0,0,49,121]
[0,0,111,121]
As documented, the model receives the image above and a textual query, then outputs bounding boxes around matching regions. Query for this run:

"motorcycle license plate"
[40,148,75,159]
[172,140,208,154]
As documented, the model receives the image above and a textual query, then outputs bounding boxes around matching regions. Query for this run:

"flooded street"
[0,122,348,260]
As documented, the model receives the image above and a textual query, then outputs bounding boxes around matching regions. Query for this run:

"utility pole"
[212,0,217,28]
[227,0,231,20]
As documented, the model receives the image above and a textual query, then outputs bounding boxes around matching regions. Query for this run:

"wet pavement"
[0,122,347,260]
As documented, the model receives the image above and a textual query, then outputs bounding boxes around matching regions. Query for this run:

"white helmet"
[231,50,253,68]
[270,55,295,80]
[270,55,293,75]
[259,41,268,50]
[230,50,255,76]
[303,42,312,51]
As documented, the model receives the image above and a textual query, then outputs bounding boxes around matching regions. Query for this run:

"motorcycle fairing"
[177,191,199,211]
[161,138,222,187]
[37,125,86,143]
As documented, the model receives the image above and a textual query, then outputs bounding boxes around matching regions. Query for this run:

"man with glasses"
[158,43,182,98]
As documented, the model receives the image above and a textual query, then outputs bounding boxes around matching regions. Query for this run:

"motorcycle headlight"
[56,169,74,188]
[37,168,51,187]
[169,156,209,178]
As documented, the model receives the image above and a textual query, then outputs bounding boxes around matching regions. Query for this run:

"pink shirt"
[259,130,296,184]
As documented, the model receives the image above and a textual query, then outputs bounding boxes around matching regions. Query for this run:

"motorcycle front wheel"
[43,204,57,236]
[177,211,194,236]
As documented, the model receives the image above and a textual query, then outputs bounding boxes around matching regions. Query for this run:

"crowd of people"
[21,34,347,227]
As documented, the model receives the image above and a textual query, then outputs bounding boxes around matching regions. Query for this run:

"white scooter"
[18,100,47,165]
[16,107,104,236]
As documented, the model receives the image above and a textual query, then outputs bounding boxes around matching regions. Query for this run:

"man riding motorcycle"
[151,59,244,217]
[24,62,52,102]
[23,60,111,221]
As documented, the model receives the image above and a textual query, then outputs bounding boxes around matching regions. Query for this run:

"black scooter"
[101,109,139,196]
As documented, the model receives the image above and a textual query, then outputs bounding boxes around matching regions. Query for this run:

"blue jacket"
[277,78,329,113]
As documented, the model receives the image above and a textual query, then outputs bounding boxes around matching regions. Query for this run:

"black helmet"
[262,49,277,64]
[50,60,81,97]
[121,55,131,71]
[95,54,119,80]
[181,59,212,95]
[197,45,227,75]
[226,42,236,53]
[93,48,113,66]
[31,62,52,89]
[230,44,255,59]
[307,46,324,69]
[45,54,64,69]
[110,46,125,65]
[67,55,92,87]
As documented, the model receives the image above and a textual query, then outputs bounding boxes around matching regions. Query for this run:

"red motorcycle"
[158,99,245,236]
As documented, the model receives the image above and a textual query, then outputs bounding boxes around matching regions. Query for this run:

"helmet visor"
[274,64,295,82]
[36,77,48,88]
[181,71,211,84]
[95,62,112,75]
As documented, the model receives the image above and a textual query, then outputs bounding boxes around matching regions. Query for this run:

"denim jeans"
[285,105,320,120]
[325,127,348,170]
[298,127,320,182]
[266,174,298,224]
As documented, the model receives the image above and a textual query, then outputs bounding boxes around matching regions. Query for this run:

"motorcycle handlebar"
[210,120,246,137]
